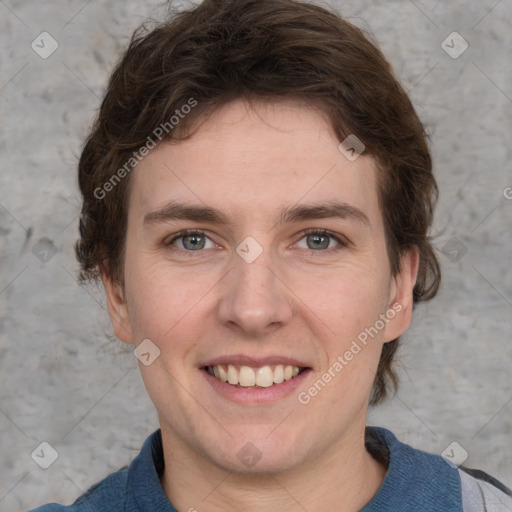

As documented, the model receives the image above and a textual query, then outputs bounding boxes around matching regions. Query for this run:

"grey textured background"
[0,0,511,510]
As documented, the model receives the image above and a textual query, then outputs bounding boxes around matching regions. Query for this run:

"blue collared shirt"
[28,426,512,512]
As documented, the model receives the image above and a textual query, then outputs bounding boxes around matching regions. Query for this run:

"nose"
[216,242,293,336]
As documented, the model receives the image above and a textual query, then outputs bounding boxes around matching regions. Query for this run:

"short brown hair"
[75,0,441,404]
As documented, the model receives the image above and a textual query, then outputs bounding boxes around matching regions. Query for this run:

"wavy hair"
[75,0,441,404]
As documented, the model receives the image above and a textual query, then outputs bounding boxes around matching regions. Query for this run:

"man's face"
[104,99,417,473]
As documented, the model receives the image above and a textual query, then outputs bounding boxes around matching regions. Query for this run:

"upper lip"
[201,355,311,369]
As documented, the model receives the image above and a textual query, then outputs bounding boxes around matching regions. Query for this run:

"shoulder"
[26,429,166,512]
[364,426,512,512]
[27,468,128,512]
[458,466,512,512]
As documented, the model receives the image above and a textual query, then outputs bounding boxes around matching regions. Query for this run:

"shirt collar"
[361,426,463,512]
[125,427,463,512]
[125,429,177,512]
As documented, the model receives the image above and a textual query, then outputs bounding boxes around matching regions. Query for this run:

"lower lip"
[202,368,311,404]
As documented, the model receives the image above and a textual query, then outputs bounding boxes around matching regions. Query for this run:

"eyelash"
[165,228,348,256]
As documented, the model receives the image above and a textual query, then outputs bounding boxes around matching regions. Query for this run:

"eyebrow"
[143,200,370,228]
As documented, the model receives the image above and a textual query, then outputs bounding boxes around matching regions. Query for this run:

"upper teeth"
[207,364,301,387]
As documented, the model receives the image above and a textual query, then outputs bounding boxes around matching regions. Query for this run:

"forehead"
[128,99,381,229]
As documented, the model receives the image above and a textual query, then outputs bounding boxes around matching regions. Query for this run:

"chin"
[200,425,310,475]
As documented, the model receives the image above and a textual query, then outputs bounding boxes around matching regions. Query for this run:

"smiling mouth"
[204,364,307,388]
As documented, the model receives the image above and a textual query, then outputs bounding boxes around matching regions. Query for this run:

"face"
[103,98,418,474]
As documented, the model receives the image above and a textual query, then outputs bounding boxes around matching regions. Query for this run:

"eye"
[295,229,347,251]
[165,228,348,255]
[166,230,216,251]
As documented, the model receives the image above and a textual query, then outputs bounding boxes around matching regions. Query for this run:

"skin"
[102,98,419,511]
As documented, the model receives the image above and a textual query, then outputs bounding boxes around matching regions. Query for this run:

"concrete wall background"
[0,0,511,510]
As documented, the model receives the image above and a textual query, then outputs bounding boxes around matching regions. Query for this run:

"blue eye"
[165,228,347,255]
[167,231,215,251]
[296,229,346,251]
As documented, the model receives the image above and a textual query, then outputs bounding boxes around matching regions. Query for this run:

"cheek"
[123,254,178,339]
[290,260,390,385]
[295,260,389,329]
[124,254,217,351]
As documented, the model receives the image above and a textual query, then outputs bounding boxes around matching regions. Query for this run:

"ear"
[100,261,134,344]
[383,246,420,342]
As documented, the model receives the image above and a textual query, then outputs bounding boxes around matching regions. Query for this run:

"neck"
[160,423,387,512]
